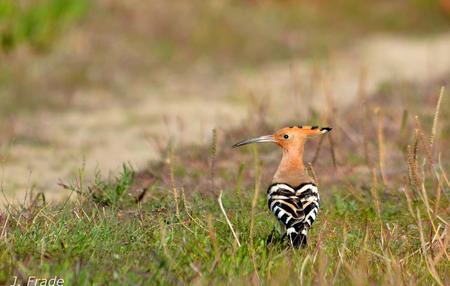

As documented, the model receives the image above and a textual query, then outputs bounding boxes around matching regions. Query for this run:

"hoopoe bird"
[233,125,332,248]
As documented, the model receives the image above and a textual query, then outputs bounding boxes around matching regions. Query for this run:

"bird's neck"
[272,143,313,187]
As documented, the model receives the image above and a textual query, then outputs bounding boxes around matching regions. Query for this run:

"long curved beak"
[232,135,276,148]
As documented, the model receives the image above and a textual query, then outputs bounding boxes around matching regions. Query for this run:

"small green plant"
[87,163,135,207]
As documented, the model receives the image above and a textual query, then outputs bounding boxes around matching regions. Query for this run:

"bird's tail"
[287,223,308,248]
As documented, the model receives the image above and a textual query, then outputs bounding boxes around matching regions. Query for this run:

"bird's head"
[232,125,332,151]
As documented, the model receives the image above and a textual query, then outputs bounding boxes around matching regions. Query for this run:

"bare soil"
[2,33,450,204]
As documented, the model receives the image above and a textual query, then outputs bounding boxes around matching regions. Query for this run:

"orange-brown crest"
[273,125,331,150]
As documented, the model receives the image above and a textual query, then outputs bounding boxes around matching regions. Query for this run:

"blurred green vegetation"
[1,0,449,59]
[0,0,449,116]
[0,0,89,53]
[151,0,450,65]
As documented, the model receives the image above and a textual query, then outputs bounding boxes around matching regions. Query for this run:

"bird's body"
[233,125,331,248]
[267,182,319,247]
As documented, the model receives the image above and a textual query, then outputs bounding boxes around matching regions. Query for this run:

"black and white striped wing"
[267,183,320,247]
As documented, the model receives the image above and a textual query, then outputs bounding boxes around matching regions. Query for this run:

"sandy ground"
[2,33,450,204]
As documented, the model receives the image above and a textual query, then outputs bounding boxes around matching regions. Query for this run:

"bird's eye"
[283,134,289,139]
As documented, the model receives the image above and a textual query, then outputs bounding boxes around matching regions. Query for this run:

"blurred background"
[1,0,450,202]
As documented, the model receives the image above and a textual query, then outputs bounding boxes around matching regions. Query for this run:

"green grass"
[0,82,448,285]
[0,160,447,284]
